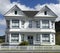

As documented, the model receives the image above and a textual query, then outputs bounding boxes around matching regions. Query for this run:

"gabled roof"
[4,4,26,16]
[4,5,58,18]
[35,5,58,18]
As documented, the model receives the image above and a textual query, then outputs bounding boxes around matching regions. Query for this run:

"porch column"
[40,34,42,45]
[40,20,42,29]
[19,20,21,28]
[19,33,21,43]
[5,34,7,43]
[49,20,52,29]
[54,34,55,45]
[50,34,52,44]
[52,34,55,45]
[53,21,55,29]
[9,33,11,43]
[10,19,12,28]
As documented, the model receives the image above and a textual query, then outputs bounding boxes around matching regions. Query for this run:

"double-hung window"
[52,34,54,42]
[51,21,54,29]
[42,34,50,42]
[36,20,40,28]
[21,20,25,28]
[42,20,49,29]
[11,33,19,43]
[21,34,24,41]
[12,20,19,28]
[36,34,40,41]
[29,20,32,28]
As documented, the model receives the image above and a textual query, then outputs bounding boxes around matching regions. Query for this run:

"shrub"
[19,41,29,46]
[0,39,4,43]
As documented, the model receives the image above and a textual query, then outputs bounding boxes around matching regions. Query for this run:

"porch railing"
[0,46,60,51]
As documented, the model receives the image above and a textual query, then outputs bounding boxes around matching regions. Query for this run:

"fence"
[0,46,60,51]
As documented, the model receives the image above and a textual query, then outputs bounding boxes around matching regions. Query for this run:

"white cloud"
[0,0,11,14]
[0,19,6,26]
[11,2,34,10]
[0,18,6,36]
[0,0,34,14]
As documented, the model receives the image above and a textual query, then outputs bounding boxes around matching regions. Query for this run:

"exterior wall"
[6,17,55,29]
[4,5,57,45]
[5,15,56,45]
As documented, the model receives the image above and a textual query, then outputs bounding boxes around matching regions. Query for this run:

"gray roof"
[23,11,39,17]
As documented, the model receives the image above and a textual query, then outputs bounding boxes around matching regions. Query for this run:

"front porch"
[5,32,55,45]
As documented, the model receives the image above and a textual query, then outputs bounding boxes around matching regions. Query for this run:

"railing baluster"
[0,45,60,51]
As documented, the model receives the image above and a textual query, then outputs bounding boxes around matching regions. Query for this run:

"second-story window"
[12,20,19,28]
[42,20,49,29]
[51,21,54,29]
[29,20,32,28]
[36,20,40,28]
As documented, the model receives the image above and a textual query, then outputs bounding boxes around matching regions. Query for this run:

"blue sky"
[0,0,60,36]
[11,0,58,8]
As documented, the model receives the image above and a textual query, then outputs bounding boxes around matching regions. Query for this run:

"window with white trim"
[52,34,54,42]
[29,20,32,28]
[21,20,25,28]
[21,34,24,41]
[12,20,19,28]
[36,20,40,28]
[11,33,19,42]
[36,34,40,41]
[51,21,54,29]
[42,34,50,42]
[42,20,49,29]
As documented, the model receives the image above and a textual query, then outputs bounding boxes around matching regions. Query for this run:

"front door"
[28,36,33,45]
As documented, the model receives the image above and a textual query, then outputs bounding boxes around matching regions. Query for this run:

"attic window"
[44,11,47,15]
[15,10,17,15]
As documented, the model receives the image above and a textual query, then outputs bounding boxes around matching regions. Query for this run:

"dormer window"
[44,11,47,15]
[15,10,17,15]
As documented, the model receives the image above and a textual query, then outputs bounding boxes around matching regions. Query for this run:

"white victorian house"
[4,5,57,45]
